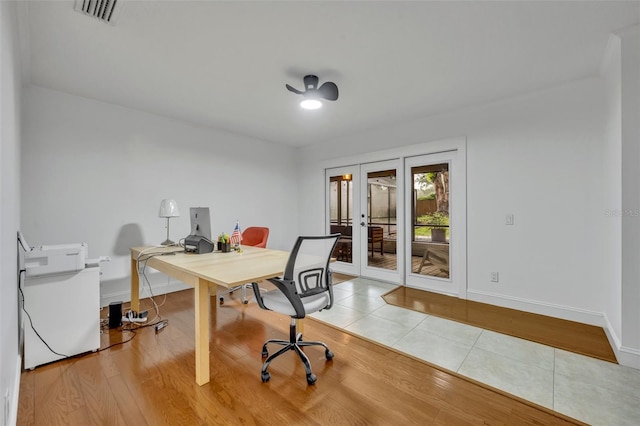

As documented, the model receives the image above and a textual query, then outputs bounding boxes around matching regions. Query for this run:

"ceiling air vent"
[74,0,124,25]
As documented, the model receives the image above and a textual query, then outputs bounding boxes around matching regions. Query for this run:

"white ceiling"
[20,1,640,147]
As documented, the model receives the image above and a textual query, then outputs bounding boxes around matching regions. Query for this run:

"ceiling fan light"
[300,99,322,110]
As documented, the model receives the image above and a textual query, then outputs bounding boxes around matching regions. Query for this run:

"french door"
[326,160,403,284]
[405,151,465,296]
[326,147,465,296]
[326,165,360,277]
[359,160,403,283]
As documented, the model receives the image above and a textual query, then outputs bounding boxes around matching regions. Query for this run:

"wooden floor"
[383,286,617,364]
[17,287,585,425]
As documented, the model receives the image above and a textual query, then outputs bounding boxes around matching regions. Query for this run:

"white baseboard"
[602,313,640,369]
[615,345,640,369]
[466,289,606,327]
[100,279,191,307]
[602,313,622,352]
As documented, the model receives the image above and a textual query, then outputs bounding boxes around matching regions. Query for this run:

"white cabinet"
[22,266,100,369]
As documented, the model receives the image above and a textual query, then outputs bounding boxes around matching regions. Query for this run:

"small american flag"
[230,221,242,246]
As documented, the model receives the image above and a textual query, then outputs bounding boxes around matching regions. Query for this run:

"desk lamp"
[159,199,180,246]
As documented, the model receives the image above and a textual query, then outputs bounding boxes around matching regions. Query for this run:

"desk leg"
[131,257,140,312]
[195,278,210,386]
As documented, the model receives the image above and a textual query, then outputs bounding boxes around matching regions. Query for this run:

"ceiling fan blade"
[318,82,339,101]
[285,84,304,95]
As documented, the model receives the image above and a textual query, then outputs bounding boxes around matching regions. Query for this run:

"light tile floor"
[310,277,640,426]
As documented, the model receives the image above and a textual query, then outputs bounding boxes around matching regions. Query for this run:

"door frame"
[322,136,467,298]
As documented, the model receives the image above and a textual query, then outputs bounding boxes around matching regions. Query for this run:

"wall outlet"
[491,272,499,282]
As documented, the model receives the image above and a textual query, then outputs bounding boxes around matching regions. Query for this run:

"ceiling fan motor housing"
[304,75,319,90]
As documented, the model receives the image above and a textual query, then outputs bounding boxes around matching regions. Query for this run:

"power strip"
[122,309,148,324]
[121,316,148,323]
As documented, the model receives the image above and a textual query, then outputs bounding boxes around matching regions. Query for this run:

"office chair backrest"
[284,234,340,298]
[242,227,269,248]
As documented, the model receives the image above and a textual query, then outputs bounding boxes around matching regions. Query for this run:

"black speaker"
[109,301,122,328]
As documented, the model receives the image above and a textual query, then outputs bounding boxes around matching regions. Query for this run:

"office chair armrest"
[265,277,306,318]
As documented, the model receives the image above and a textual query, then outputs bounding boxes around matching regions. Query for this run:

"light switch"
[506,214,514,225]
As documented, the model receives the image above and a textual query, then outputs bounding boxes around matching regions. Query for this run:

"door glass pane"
[330,180,338,223]
[329,174,353,263]
[367,170,397,270]
[411,163,450,278]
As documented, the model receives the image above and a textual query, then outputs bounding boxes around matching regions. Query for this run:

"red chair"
[218,226,270,305]
[241,226,269,248]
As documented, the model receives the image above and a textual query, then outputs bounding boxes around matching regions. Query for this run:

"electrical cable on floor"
[119,249,178,331]
[135,247,180,318]
[140,254,164,322]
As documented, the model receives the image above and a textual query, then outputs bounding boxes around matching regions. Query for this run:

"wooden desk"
[130,245,290,386]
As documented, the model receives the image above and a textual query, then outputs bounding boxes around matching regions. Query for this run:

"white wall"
[22,86,299,306]
[618,25,640,367]
[297,77,607,326]
[1,2,23,425]
[599,25,640,369]
[601,34,622,356]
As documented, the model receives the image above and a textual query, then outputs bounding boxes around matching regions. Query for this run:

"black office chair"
[251,234,340,385]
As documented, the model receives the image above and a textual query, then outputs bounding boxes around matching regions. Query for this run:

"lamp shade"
[159,199,180,218]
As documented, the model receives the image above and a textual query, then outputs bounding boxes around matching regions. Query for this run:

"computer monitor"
[189,207,212,241]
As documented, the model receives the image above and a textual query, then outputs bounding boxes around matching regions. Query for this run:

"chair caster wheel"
[242,300,249,304]
[219,297,224,305]
[325,350,334,360]
[261,371,270,383]
[306,373,317,385]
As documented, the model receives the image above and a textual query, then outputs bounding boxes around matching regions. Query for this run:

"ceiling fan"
[285,75,339,109]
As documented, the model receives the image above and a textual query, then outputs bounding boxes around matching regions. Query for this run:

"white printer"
[19,232,110,369]
[24,243,88,277]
